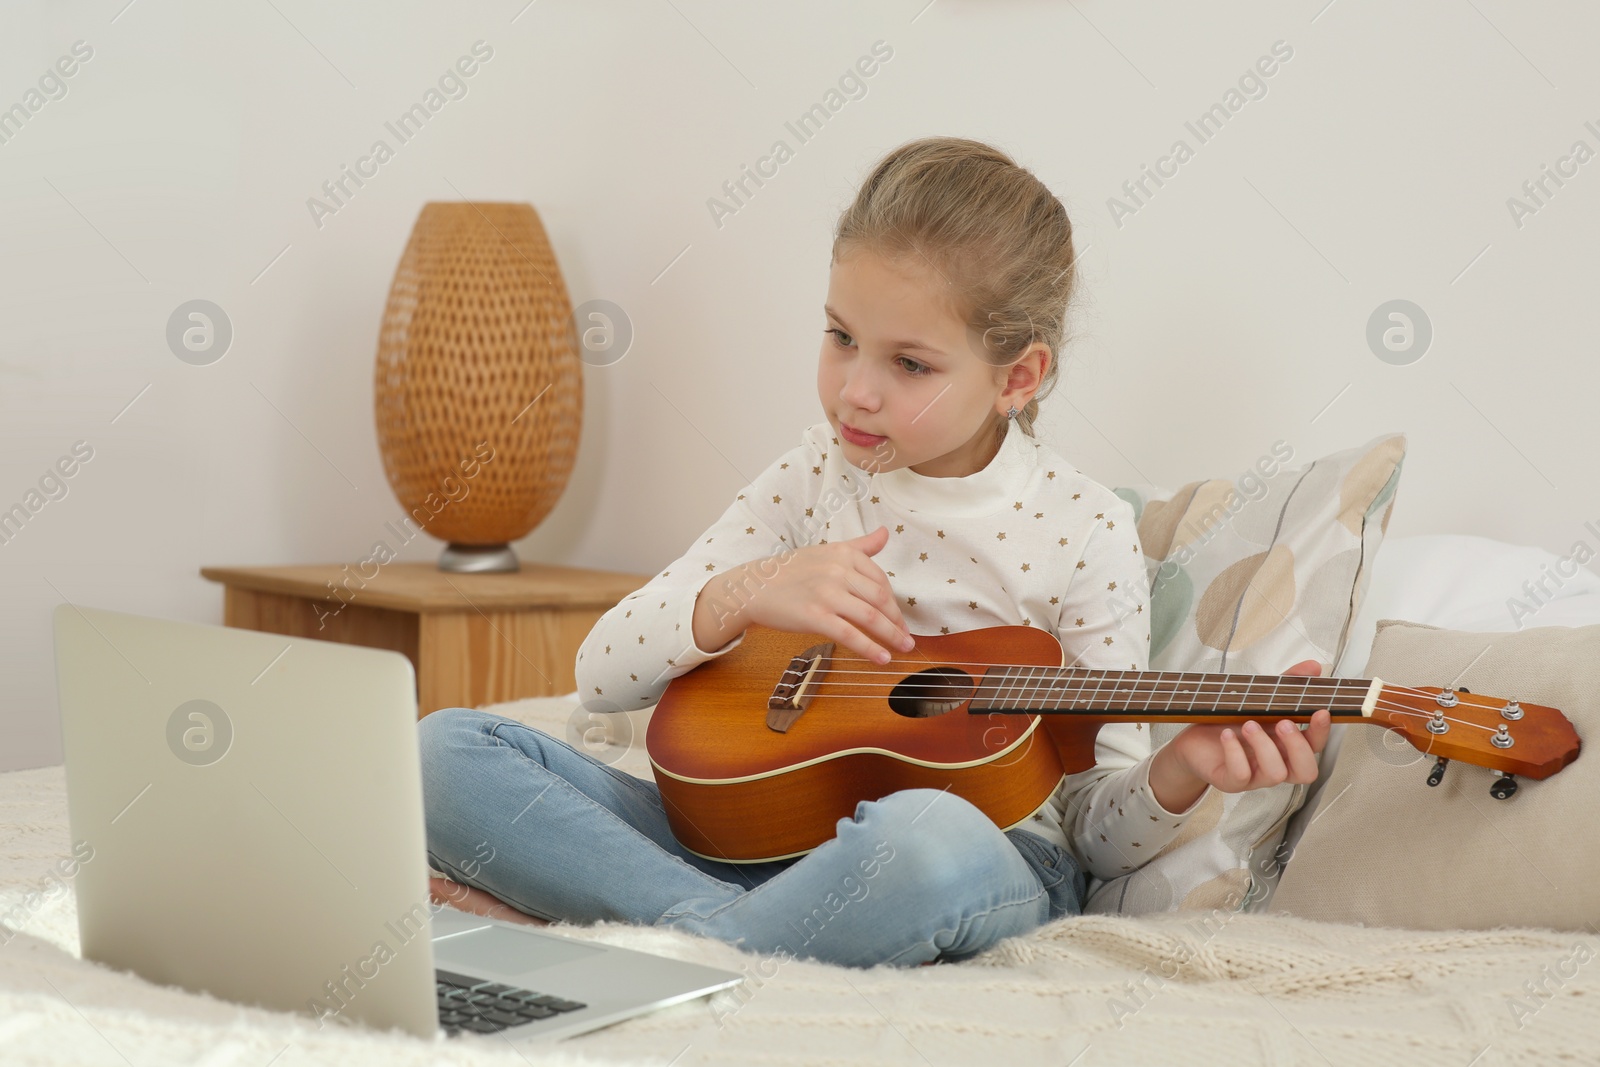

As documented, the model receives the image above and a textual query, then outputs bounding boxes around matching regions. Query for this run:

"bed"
[4,532,1599,1065]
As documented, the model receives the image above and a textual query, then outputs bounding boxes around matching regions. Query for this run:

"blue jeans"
[416,707,1085,969]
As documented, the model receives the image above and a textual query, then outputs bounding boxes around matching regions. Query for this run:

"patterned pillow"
[1087,431,1407,915]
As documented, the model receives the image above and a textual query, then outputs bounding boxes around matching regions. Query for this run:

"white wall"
[3,0,1596,771]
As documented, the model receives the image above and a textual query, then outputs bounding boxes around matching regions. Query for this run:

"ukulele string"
[795,661,1505,712]
[784,669,1503,729]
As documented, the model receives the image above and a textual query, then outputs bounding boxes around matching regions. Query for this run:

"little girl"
[418,136,1331,969]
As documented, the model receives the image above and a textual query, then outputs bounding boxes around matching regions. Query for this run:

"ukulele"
[646,624,1581,862]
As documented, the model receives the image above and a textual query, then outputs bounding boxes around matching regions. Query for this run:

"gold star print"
[660,601,666,608]
[1013,501,1023,511]
[1075,618,1085,627]
[831,436,839,445]
[1107,581,1118,591]
[895,524,905,533]
[1058,537,1069,546]
[773,494,782,503]
[594,686,602,695]
[1022,617,1031,626]
[918,552,928,561]
[936,530,945,538]
[947,578,957,584]
[940,626,949,634]
[887,570,895,577]
[906,596,917,606]
[1047,471,1056,479]
[1095,512,1104,519]
[625,609,632,617]
[1103,636,1115,646]
[968,601,979,610]
[805,507,814,517]
[1137,605,1143,613]
[1049,596,1059,605]
[630,673,637,681]
[812,466,821,475]
[666,657,675,666]
[705,537,713,543]
[871,495,880,503]
[1071,492,1081,500]
[746,526,755,534]
[996,532,1007,541]
[638,635,646,643]
[821,451,828,459]
[705,563,715,571]
[663,570,670,576]
[1106,520,1116,530]
[737,494,745,500]
[1020,562,1030,572]
[1034,512,1044,519]
[1075,560,1086,570]
[604,645,611,654]
[780,462,789,469]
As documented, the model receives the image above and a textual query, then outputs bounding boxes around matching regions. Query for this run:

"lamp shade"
[374,202,582,572]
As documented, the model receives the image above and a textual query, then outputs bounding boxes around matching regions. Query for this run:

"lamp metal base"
[438,543,521,573]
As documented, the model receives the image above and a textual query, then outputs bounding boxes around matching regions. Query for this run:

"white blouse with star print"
[574,417,1214,880]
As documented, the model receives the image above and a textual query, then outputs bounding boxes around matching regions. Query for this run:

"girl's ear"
[998,343,1050,408]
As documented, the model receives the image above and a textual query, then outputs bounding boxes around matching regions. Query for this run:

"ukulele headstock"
[1373,683,1581,790]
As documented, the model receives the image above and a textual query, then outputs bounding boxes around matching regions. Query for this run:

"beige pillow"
[1093,432,1407,914]
[1271,618,1596,931]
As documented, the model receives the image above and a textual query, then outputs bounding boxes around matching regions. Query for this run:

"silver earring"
[1005,406,1019,420]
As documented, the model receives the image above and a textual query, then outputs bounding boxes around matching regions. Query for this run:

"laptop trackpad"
[436,926,605,979]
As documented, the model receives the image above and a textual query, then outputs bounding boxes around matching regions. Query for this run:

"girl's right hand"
[700,526,916,664]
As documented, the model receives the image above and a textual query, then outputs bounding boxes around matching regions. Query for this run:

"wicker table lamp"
[374,202,582,573]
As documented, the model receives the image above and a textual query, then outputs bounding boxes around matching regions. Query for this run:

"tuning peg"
[1490,774,1518,800]
[1426,757,1448,787]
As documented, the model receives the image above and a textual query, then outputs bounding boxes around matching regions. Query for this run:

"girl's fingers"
[852,556,910,635]
[1219,728,1253,787]
[1305,707,1332,753]
[1240,720,1288,784]
[1275,719,1321,783]
[833,581,907,663]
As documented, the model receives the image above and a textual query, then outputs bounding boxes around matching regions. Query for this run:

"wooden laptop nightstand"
[200,562,650,716]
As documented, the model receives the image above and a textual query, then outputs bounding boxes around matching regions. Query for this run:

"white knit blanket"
[3,694,1593,1066]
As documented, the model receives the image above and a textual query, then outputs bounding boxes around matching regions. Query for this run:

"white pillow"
[1267,533,1600,911]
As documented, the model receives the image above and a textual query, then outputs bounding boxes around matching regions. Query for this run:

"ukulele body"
[646,625,1086,863]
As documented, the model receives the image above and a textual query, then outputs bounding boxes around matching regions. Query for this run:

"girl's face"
[818,247,1044,478]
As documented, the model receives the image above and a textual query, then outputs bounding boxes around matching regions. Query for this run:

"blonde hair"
[832,136,1076,444]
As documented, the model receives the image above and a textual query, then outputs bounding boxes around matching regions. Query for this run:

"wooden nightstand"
[200,562,650,716]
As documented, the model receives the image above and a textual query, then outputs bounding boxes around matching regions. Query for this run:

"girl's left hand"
[1148,658,1333,812]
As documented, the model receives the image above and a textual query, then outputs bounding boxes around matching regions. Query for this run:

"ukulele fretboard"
[967,666,1377,719]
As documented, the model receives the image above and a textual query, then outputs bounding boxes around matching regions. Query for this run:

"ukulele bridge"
[766,641,834,733]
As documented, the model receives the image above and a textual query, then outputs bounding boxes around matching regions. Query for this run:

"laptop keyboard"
[435,968,588,1036]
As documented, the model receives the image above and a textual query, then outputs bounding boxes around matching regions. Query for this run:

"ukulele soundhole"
[889,667,977,718]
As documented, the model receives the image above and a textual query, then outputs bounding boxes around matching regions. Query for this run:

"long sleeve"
[1055,493,1215,880]
[572,434,825,711]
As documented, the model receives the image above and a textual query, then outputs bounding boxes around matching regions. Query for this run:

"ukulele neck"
[968,665,1381,722]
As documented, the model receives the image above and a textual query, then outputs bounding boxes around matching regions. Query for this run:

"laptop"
[51,604,744,1042]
